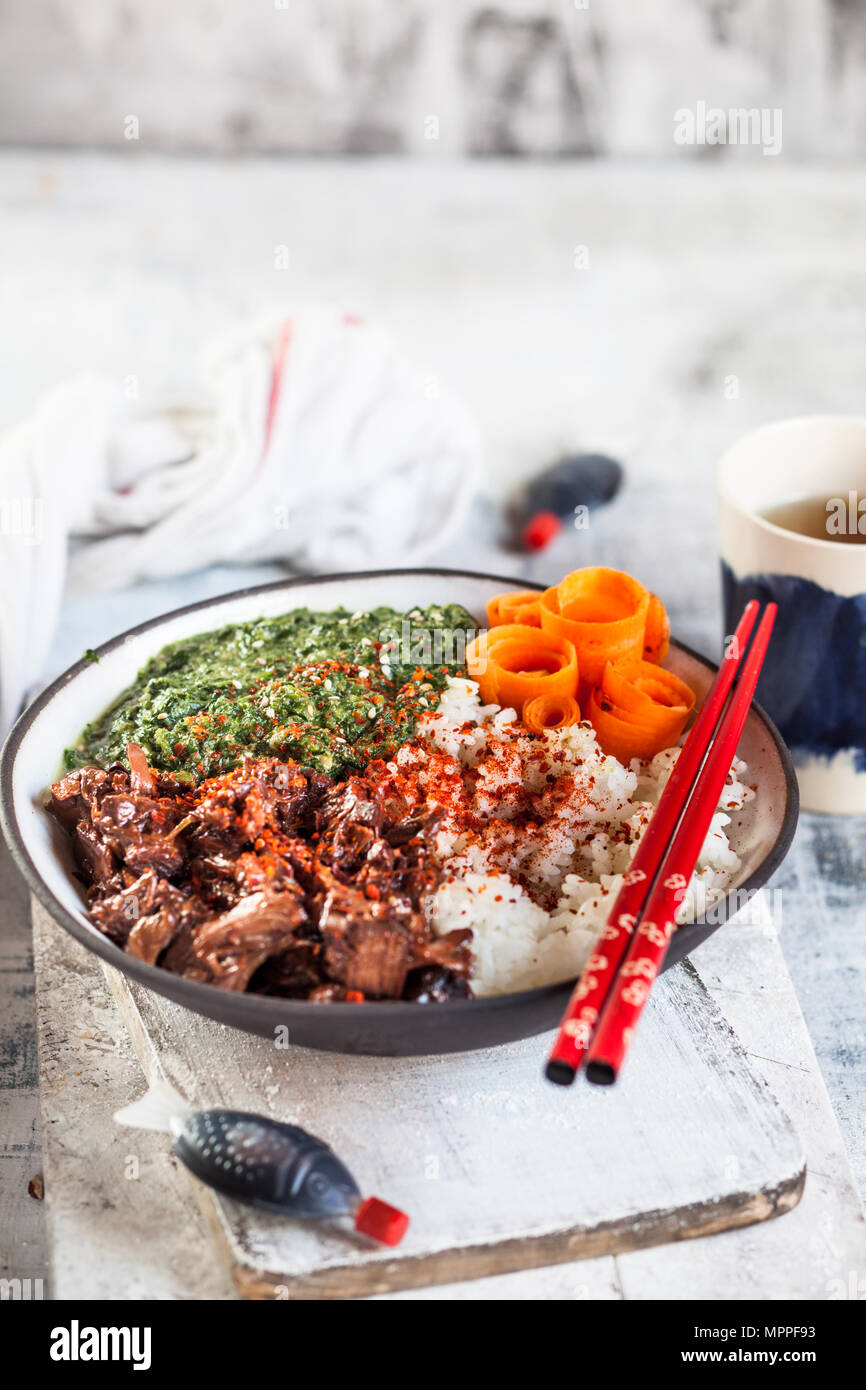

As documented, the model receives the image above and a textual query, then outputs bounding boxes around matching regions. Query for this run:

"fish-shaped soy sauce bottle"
[515,453,624,551]
[115,1080,408,1247]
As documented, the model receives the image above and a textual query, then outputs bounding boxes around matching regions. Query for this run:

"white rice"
[404,676,754,997]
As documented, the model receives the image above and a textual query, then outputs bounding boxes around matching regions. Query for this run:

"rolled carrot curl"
[486,591,542,628]
[643,592,670,665]
[539,567,651,686]
[521,693,581,734]
[466,624,578,712]
[587,659,695,764]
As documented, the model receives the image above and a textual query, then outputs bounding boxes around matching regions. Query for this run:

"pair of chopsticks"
[546,599,777,1088]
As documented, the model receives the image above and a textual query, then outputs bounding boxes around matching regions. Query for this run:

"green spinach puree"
[67,604,478,781]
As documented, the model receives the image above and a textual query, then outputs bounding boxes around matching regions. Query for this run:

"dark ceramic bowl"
[0,569,798,1055]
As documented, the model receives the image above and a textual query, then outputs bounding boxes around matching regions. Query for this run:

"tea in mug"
[761,491,866,544]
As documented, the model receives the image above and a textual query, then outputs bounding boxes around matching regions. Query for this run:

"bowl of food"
[1,567,798,1055]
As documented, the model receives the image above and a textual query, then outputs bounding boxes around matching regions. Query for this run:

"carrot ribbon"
[587,660,695,763]
[521,693,581,733]
[643,592,670,664]
[483,570,692,758]
[486,591,542,628]
[466,624,578,712]
[537,568,650,687]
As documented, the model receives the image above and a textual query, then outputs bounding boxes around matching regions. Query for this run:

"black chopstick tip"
[545,1059,577,1087]
[585,1060,617,1086]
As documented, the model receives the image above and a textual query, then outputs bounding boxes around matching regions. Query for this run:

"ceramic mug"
[717,415,866,815]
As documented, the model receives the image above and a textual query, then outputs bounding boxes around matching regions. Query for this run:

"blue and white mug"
[718,416,866,814]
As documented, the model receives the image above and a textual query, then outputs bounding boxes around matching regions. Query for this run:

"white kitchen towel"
[0,309,482,733]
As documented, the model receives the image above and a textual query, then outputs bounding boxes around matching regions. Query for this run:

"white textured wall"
[0,0,864,157]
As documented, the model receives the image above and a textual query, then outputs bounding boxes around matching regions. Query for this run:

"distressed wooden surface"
[32,895,866,1300]
[100,948,804,1299]
[32,905,235,1303]
[3,155,866,1289]
[1,1,865,159]
[0,842,44,1287]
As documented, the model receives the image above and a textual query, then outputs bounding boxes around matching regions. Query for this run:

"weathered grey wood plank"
[10,155,866,1293]
[3,2,865,159]
[98,932,803,1299]
[33,894,866,1300]
[30,901,237,1301]
[613,894,866,1302]
[0,841,47,1289]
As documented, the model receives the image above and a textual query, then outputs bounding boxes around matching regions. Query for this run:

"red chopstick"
[545,599,760,1086]
[583,602,777,1084]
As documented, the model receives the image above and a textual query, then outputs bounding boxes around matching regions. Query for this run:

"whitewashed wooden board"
[32,896,866,1300]
[79,923,805,1299]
